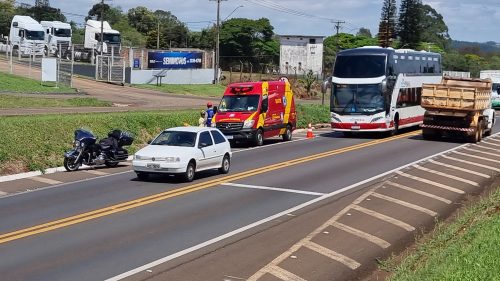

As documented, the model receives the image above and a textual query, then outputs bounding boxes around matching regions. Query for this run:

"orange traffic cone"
[306,123,314,139]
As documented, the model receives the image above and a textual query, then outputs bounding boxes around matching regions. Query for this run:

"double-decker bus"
[322,47,442,135]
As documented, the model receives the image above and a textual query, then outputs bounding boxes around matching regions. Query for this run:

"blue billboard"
[148,52,203,69]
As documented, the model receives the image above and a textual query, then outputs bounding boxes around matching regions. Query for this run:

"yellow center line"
[0,130,420,244]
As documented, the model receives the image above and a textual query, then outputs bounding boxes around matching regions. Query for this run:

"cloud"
[49,0,498,42]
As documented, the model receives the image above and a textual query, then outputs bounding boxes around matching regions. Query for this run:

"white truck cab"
[40,21,72,57]
[84,20,120,54]
[9,15,45,56]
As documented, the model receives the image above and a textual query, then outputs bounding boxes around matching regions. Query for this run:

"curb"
[0,156,134,183]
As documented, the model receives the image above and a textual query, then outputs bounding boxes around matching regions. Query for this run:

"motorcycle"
[63,129,134,172]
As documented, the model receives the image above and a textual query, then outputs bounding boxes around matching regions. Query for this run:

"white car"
[133,127,232,182]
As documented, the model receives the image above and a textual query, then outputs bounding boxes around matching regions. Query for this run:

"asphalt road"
[1,124,499,281]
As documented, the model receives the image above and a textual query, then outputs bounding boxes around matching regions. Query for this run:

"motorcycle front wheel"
[64,157,81,172]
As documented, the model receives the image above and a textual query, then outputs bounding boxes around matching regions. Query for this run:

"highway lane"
[0,124,499,281]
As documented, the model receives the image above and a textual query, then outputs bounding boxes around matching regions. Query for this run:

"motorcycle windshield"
[74,129,96,141]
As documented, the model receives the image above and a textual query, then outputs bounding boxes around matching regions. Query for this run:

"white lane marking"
[268,265,306,281]
[304,241,361,270]
[350,205,415,231]
[452,151,500,164]
[482,140,500,147]
[331,221,390,249]
[222,183,326,196]
[463,148,500,158]
[441,155,500,172]
[83,170,110,176]
[395,171,465,194]
[385,181,452,204]
[485,137,500,144]
[29,177,63,185]
[473,145,499,152]
[106,141,475,281]
[247,190,377,281]
[413,164,479,186]
[371,193,438,216]
[427,159,490,178]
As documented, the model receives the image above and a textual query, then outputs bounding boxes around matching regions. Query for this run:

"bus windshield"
[219,95,260,112]
[334,55,386,78]
[331,84,386,114]
[26,30,45,41]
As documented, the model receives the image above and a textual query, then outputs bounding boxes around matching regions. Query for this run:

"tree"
[420,4,451,51]
[219,18,278,69]
[397,0,422,49]
[357,28,372,38]
[0,0,15,37]
[378,0,397,47]
[127,6,156,34]
[86,4,123,25]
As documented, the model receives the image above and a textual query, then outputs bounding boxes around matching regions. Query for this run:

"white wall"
[279,36,324,75]
[128,68,215,84]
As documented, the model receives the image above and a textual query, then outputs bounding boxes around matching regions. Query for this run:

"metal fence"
[0,43,74,88]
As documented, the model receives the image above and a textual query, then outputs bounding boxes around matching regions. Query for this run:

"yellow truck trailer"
[420,76,495,142]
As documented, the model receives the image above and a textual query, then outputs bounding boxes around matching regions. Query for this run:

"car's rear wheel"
[219,154,230,174]
[184,161,196,182]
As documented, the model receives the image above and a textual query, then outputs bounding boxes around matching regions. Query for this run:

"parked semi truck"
[9,15,45,56]
[41,21,72,58]
[420,76,495,143]
[72,19,121,62]
[479,70,500,108]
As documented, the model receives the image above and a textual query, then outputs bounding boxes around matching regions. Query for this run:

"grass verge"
[0,104,329,175]
[384,187,500,281]
[0,95,112,108]
[134,84,226,98]
[0,72,76,93]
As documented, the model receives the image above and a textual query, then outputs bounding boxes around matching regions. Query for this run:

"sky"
[37,0,500,43]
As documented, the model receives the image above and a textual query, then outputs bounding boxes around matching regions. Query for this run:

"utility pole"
[157,19,160,50]
[100,0,104,56]
[210,0,227,84]
[332,20,345,53]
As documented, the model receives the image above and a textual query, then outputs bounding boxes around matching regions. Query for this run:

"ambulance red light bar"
[230,84,254,94]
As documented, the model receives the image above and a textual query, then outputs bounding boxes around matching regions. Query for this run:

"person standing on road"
[205,102,215,127]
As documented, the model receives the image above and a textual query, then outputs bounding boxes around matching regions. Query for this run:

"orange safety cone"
[306,123,314,139]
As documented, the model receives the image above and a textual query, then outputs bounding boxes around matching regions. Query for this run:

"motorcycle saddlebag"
[119,132,134,146]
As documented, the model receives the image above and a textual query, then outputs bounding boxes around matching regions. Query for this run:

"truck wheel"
[282,125,292,141]
[254,129,264,146]
[469,125,482,143]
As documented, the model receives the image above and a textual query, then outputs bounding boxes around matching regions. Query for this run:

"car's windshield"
[334,55,386,78]
[331,84,386,114]
[151,131,196,147]
[218,95,260,112]
[54,28,71,37]
[103,33,120,44]
[26,30,45,41]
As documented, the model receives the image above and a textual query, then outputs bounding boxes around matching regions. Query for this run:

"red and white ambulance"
[213,78,297,146]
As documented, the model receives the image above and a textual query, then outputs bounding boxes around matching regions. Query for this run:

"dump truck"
[420,76,495,143]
